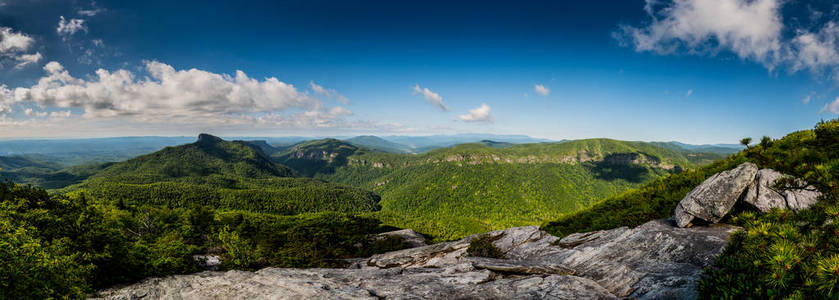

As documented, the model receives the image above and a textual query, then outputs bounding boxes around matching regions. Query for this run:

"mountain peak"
[197,133,223,144]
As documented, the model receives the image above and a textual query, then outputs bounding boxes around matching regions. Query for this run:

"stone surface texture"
[96,222,738,300]
[673,163,758,227]
[675,163,821,227]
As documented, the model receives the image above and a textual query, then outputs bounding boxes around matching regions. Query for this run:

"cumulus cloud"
[57,16,87,40]
[412,84,449,111]
[309,81,349,104]
[791,22,839,74]
[534,84,550,96]
[618,0,839,83]
[0,27,40,69]
[821,97,839,114]
[3,60,354,129]
[617,0,784,67]
[0,27,35,53]
[457,103,493,123]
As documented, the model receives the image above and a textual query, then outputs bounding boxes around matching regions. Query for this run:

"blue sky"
[0,0,838,143]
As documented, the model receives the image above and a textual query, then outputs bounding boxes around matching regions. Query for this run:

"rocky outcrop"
[742,169,787,212]
[674,163,758,227]
[96,221,738,300]
[375,229,428,248]
[675,163,823,227]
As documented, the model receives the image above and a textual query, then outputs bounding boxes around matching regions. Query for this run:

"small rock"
[375,229,428,248]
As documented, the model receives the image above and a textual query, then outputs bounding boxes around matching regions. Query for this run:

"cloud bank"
[1,61,357,130]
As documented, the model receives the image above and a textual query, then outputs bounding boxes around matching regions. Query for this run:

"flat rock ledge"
[94,220,738,300]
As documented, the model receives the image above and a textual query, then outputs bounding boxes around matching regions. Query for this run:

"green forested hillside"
[67,134,380,215]
[0,181,406,299]
[274,138,705,240]
[543,120,839,298]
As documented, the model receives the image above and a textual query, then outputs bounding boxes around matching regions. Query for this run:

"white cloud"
[0,27,35,53]
[617,0,784,67]
[821,97,839,114]
[0,27,40,69]
[619,0,839,83]
[309,81,349,104]
[791,22,839,75]
[685,89,693,98]
[534,84,550,96]
[57,16,87,40]
[4,60,354,128]
[457,103,493,123]
[24,108,46,117]
[412,84,449,111]
[14,52,41,69]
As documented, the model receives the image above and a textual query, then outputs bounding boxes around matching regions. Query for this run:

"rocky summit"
[95,220,738,300]
[674,162,822,228]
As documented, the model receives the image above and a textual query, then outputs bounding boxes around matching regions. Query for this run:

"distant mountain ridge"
[267,137,724,240]
[343,135,414,153]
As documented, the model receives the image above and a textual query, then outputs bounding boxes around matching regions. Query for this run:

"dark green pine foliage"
[68,134,380,215]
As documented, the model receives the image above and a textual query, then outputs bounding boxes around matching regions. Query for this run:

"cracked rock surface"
[95,221,737,300]
[675,162,822,228]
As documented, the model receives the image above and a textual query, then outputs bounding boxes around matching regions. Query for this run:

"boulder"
[674,163,758,227]
[96,221,738,300]
[743,169,821,212]
[742,169,787,212]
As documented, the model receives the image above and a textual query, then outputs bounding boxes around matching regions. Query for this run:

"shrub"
[466,234,505,259]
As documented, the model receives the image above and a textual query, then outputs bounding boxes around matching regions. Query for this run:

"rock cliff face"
[95,221,738,300]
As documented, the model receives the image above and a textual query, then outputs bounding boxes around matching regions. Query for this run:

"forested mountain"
[66,134,380,215]
[269,137,714,240]
[543,120,839,298]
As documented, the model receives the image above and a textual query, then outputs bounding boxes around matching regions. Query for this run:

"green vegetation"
[541,119,839,298]
[0,161,112,189]
[698,121,839,298]
[67,134,380,215]
[0,180,405,299]
[466,234,505,259]
[541,157,745,237]
[274,138,709,240]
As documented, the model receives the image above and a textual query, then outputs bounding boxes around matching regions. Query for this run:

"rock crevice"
[674,162,822,228]
[97,221,738,300]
